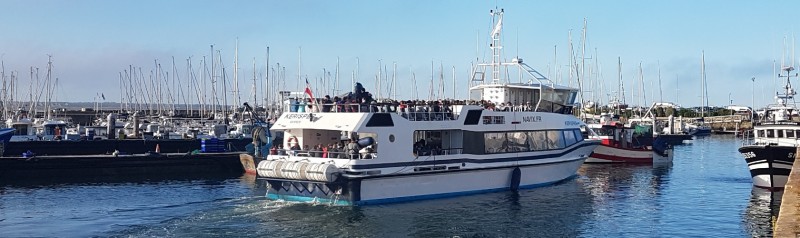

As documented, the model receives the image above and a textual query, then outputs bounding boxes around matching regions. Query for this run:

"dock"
[775,147,800,237]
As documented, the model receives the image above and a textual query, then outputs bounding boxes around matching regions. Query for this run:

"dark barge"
[3,138,252,156]
[0,152,244,181]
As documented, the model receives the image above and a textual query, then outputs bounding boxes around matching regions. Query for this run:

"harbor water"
[0,135,780,237]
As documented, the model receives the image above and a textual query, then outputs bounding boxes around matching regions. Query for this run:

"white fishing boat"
[244,8,600,205]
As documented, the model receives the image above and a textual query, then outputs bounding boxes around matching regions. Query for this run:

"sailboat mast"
[701,51,705,118]
[211,45,216,117]
[452,66,456,99]
[234,38,240,111]
[617,57,622,113]
[253,57,257,109]
[336,57,340,98]
[392,62,397,99]
[264,46,269,108]
[658,61,663,102]
[45,55,52,120]
[581,18,587,105]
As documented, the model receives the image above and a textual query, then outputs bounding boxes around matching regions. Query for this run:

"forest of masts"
[0,55,60,121]
[1,20,705,122]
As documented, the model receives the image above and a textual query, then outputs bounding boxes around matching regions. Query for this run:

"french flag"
[304,78,316,103]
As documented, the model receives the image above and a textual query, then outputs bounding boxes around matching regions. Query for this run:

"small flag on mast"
[304,79,315,102]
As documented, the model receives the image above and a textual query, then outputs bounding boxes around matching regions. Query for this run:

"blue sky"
[1,0,798,109]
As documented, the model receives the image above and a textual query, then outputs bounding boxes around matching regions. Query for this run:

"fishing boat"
[738,66,799,191]
[585,113,673,164]
[246,8,600,205]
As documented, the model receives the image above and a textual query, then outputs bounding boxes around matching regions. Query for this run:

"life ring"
[287,136,298,146]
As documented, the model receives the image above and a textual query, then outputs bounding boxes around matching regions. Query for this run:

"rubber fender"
[510,167,521,191]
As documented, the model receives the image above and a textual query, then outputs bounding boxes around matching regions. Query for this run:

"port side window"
[462,131,485,155]
[484,132,507,153]
[563,130,578,147]
[766,129,775,138]
[528,131,548,151]
[778,130,785,138]
[574,129,584,142]
[507,132,529,152]
[787,130,795,138]
[757,130,765,138]
[546,130,566,149]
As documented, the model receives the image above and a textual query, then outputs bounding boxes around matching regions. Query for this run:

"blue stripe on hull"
[266,193,353,206]
[265,174,578,206]
[356,174,577,205]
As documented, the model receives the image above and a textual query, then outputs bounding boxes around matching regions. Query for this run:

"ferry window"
[563,130,578,147]
[507,132,529,152]
[493,116,505,124]
[757,130,765,138]
[484,132,507,153]
[546,130,566,149]
[483,116,492,124]
[788,130,796,138]
[778,130,785,138]
[574,129,584,142]
[528,131,548,151]
[414,130,444,154]
[766,129,775,138]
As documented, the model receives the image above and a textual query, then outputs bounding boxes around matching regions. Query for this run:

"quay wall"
[775,147,800,237]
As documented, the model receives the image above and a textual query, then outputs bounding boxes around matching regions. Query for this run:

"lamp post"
[752,77,756,119]
[729,92,733,115]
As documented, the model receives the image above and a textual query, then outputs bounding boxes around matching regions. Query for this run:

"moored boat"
[738,66,799,191]
[585,114,673,164]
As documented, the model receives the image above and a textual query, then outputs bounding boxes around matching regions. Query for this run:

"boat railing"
[271,149,377,160]
[283,102,464,121]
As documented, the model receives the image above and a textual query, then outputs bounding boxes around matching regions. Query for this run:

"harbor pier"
[775,147,800,237]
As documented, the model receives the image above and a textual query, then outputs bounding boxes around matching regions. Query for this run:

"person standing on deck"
[347,139,360,159]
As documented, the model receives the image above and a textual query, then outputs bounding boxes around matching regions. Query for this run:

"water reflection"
[577,163,672,237]
[744,187,781,237]
[254,180,594,237]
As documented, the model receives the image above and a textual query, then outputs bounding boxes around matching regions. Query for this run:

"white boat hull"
[264,156,587,205]
[357,158,585,204]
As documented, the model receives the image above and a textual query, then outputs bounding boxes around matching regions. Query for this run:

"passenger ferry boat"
[739,66,799,191]
[242,8,600,205]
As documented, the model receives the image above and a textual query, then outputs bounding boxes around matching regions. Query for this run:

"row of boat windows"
[483,129,583,154]
[757,129,800,138]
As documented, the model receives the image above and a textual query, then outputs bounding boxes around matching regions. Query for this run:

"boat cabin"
[7,118,37,141]
[752,122,800,146]
[38,120,69,141]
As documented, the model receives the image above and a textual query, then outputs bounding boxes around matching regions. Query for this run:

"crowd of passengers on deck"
[268,138,377,159]
[289,95,566,119]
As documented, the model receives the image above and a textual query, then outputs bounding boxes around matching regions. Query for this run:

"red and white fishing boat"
[585,114,672,164]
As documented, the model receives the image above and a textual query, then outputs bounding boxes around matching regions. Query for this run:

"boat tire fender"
[510,167,521,191]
